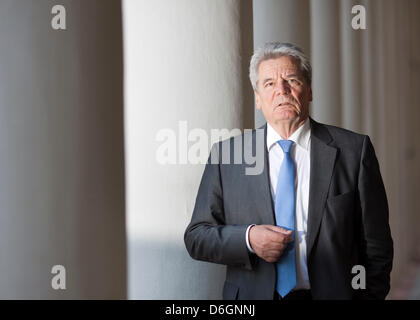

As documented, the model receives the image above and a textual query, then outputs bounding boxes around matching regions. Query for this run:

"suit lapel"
[306,118,337,259]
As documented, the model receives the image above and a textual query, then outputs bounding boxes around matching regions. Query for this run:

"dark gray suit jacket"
[184,117,393,300]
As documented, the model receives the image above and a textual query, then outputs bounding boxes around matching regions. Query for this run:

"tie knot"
[278,140,294,153]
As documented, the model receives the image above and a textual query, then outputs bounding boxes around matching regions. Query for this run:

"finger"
[265,243,286,255]
[265,249,284,262]
[282,235,294,244]
[267,230,293,244]
[263,243,284,252]
[264,252,282,263]
[266,232,293,246]
[264,225,288,233]
[278,228,293,235]
[276,229,294,243]
[264,225,293,238]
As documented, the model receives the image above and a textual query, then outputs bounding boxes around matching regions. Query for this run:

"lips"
[277,102,294,107]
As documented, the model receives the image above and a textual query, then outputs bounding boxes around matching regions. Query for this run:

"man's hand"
[248,225,293,263]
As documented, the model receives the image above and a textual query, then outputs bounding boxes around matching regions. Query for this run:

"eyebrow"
[262,74,302,84]
[284,74,302,79]
[262,78,274,85]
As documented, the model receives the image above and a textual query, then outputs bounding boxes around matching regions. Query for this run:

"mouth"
[277,102,294,108]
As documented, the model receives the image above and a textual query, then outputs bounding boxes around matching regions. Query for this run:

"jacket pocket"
[326,190,355,207]
[324,190,356,249]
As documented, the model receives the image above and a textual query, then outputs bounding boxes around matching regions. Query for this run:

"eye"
[264,82,274,88]
[288,79,302,86]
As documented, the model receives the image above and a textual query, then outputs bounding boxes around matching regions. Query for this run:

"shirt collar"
[267,118,311,151]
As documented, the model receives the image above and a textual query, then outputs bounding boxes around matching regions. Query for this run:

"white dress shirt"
[246,118,311,290]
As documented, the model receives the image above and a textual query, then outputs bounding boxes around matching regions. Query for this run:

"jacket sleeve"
[357,135,394,299]
[184,142,254,270]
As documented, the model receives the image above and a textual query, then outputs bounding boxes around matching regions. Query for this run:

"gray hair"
[249,42,312,91]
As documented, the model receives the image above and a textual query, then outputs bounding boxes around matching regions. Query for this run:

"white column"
[0,0,126,298]
[339,0,362,132]
[123,0,253,299]
[252,0,311,128]
[310,0,342,126]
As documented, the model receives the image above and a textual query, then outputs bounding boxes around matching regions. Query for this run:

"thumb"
[277,227,293,235]
[265,225,293,236]
[264,225,287,233]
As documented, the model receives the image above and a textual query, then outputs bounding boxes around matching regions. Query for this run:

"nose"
[275,79,291,95]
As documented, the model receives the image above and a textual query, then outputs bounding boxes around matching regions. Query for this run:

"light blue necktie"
[275,140,297,298]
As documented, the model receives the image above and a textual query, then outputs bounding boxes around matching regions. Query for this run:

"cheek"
[294,90,309,105]
[260,92,274,106]
[268,91,277,103]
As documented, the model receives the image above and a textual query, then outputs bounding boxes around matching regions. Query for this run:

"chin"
[274,111,298,121]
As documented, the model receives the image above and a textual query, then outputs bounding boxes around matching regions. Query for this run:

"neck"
[270,117,307,139]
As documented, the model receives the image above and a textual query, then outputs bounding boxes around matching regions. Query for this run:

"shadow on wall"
[128,239,226,299]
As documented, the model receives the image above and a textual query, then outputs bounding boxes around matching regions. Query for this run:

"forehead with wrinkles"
[258,56,302,78]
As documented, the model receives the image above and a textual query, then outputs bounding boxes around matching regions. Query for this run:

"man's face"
[255,56,312,126]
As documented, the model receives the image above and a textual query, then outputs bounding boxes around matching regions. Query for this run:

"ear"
[309,86,313,102]
[254,91,262,110]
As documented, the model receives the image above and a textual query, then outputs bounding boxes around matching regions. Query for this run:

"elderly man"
[184,42,393,300]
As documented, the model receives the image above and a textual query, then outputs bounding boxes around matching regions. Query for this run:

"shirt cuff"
[245,224,256,254]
